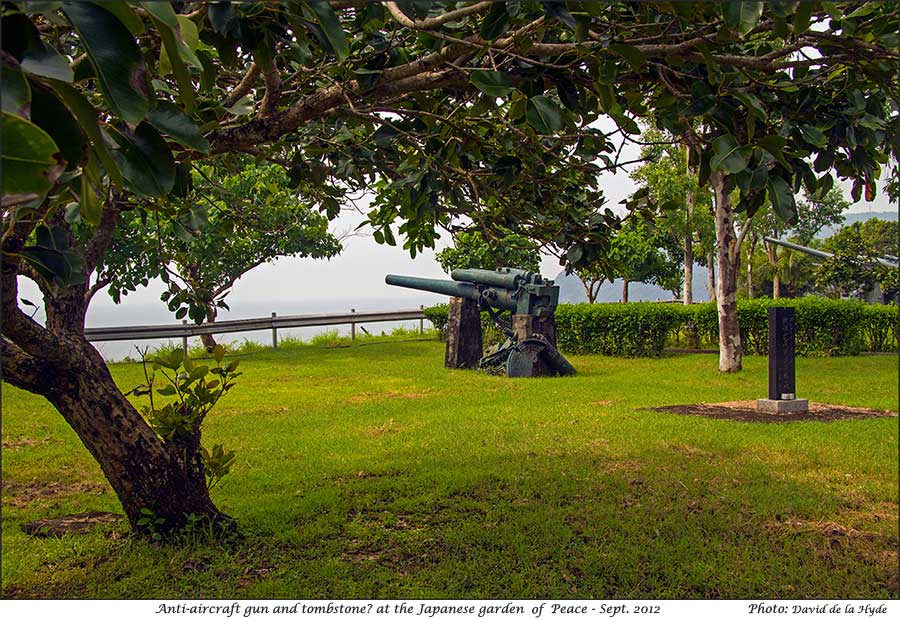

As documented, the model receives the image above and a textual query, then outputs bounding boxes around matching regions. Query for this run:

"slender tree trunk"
[764,241,781,299]
[622,279,630,303]
[200,304,219,351]
[684,148,694,305]
[747,257,754,299]
[683,236,694,305]
[710,170,742,372]
[706,250,717,302]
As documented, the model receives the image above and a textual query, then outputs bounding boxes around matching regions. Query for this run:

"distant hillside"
[819,211,897,238]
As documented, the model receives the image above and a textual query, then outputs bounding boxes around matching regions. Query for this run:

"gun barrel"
[763,237,897,268]
[451,268,524,289]
[385,274,480,302]
[763,237,834,261]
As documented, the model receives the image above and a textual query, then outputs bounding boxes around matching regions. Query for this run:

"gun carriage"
[385,268,575,377]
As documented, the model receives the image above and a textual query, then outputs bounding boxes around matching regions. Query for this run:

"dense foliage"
[426,299,898,357]
[435,229,541,274]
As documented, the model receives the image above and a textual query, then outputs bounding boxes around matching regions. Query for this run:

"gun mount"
[385,267,574,377]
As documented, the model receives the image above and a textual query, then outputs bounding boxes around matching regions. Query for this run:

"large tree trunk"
[200,303,219,351]
[710,170,742,372]
[45,341,231,533]
[706,250,717,301]
[2,211,232,538]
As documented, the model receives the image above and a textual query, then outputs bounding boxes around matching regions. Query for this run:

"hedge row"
[423,299,898,357]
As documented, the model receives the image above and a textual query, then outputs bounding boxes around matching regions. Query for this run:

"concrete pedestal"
[756,398,809,413]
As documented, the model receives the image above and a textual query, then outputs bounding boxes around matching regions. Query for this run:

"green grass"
[2,341,897,598]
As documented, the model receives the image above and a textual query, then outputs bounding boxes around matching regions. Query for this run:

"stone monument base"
[756,398,809,413]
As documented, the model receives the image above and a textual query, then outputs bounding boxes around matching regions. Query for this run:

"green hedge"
[555,303,683,357]
[423,299,898,357]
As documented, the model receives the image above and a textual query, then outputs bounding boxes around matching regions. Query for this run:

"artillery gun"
[385,268,575,377]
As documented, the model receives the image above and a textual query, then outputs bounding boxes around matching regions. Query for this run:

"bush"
[555,303,684,357]
[423,299,898,357]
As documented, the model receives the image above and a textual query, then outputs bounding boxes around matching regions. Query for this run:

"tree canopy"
[435,229,541,274]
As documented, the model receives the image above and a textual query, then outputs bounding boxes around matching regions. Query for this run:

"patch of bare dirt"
[3,479,109,508]
[2,437,51,450]
[653,400,896,423]
[365,419,400,437]
[21,511,123,537]
[346,390,430,404]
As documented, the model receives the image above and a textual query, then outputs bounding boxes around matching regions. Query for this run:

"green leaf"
[213,344,225,363]
[1,112,63,205]
[157,385,177,396]
[1,64,31,118]
[80,174,102,226]
[609,43,645,70]
[799,125,827,149]
[20,224,86,286]
[767,175,797,223]
[3,13,74,82]
[30,86,85,169]
[480,2,511,40]
[525,96,562,134]
[470,70,514,98]
[733,92,767,121]
[710,134,751,174]
[793,1,813,34]
[749,164,768,190]
[46,82,124,186]
[543,0,576,28]
[306,0,350,60]
[102,2,146,36]
[142,2,196,113]
[722,1,763,35]
[62,0,150,125]
[147,102,210,152]
[109,123,176,197]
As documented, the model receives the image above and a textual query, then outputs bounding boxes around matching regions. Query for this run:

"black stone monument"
[758,306,808,413]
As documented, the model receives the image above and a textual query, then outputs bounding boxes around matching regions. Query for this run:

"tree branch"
[224,62,260,108]
[383,1,494,30]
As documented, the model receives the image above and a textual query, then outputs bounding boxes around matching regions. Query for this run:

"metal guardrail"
[85,308,427,352]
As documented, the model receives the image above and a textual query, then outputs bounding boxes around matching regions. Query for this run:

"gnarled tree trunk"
[710,170,742,372]
[2,208,231,537]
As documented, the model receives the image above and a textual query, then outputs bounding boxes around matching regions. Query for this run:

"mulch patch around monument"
[653,400,897,423]
[21,512,123,537]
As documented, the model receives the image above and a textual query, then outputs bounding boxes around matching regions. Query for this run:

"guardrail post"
[351,308,356,341]
[181,320,188,356]
[419,305,424,334]
[271,312,278,350]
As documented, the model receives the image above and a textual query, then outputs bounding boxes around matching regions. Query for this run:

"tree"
[99,159,342,349]
[435,229,540,274]
[629,127,715,305]
[817,219,899,298]
[3,1,896,535]
[610,217,683,302]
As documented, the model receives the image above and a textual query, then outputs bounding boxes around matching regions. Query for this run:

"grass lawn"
[2,339,897,598]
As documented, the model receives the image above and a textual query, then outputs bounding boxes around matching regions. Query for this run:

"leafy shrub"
[424,299,897,357]
[555,303,683,357]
